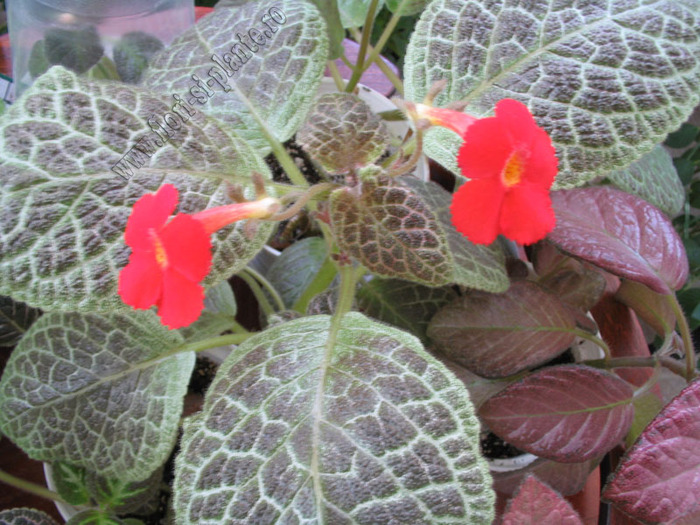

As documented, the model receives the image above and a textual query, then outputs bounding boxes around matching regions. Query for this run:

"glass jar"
[7,0,195,96]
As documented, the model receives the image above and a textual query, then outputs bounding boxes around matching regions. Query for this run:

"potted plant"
[0,0,699,523]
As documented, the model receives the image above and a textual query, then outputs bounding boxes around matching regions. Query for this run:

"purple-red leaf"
[428,281,577,378]
[548,187,688,295]
[493,456,600,497]
[480,365,634,462]
[603,379,700,524]
[501,475,583,525]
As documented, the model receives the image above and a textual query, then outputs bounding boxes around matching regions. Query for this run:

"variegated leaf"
[404,0,700,188]
[173,313,494,524]
[0,67,274,313]
[143,0,328,153]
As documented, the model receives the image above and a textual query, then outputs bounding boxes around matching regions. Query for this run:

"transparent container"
[7,0,195,96]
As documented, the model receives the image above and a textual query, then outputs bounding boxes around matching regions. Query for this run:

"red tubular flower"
[418,99,558,245]
[119,184,279,329]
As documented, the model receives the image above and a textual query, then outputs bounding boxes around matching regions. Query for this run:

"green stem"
[360,2,406,75]
[228,83,308,188]
[179,333,254,354]
[572,328,612,361]
[0,468,66,504]
[345,0,381,93]
[292,256,338,314]
[333,263,359,319]
[238,267,285,316]
[327,60,346,91]
[228,320,250,334]
[348,28,404,96]
[583,355,689,379]
[667,293,697,381]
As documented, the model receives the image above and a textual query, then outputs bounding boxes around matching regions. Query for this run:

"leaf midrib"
[461,0,669,107]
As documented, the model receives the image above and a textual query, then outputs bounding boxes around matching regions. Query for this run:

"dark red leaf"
[428,281,577,378]
[501,475,583,525]
[548,187,688,294]
[480,365,634,462]
[603,379,700,523]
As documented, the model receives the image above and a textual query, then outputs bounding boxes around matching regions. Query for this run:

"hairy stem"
[0,467,66,504]
[327,60,346,91]
[667,293,697,381]
[238,266,285,316]
[229,83,308,188]
[345,0,381,93]
[583,355,689,379]
[348,28,405,95]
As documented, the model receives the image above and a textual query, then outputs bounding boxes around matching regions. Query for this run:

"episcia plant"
[0,0,698,523]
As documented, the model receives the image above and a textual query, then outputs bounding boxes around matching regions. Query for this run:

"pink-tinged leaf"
[603,379,700,524]
[494,456,601,496]
[548,187,688,295]
[428,281,578,378]
[480,365,634,462]
[501,475,583,525]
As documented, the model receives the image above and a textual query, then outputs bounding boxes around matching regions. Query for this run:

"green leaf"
[0,296,41,347]
[45,26,104,74]
[297,93,390,174]
[356,278,457,342]
[338,0,385,28]
[404,0,700,188]
[0,310,194,482]
[625,390,663,448]
[665,122,699,149]
[66,510,126,525]
[0,508,61,525]
[0,66,275,313]
[674,157,696,186]
[28,39,50,78]
[173,313,495,523]
[607,145,685,216]
[86,467,163,514]
[266,237,328,308]
[50,461,90,506]
[113,31,164,84]
[386,0,429,16]
[428,281,578,378]
[330,173,508,291]
[203,281,238,318]
[309,0,344,60]
[143,0,328,153]
[85,56,121,82]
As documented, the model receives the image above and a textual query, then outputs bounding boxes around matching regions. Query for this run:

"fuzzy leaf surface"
[0,296,41,347]
[297,93,389,174]
[267,237,328,308]
[173,313,494,524]
[357,278,457,343]
[0,509,61,525]
[603,379,700,523]
[143,1,328,153]
[0,67,274,312]
[338,0,384,28]
[502,475,583,525]
[0,310,194,481]
[428,281,577,378]
[548,187,688,295]
[331,174,507,291]
[607,145,685,217]
[404,0,700,188]
[480,365,635,462]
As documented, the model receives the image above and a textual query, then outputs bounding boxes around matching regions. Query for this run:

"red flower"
[119,184,281,329]
[118,184,212,329]
[417,99,557,245]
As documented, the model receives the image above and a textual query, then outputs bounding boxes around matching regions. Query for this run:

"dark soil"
[480,431,527,460]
